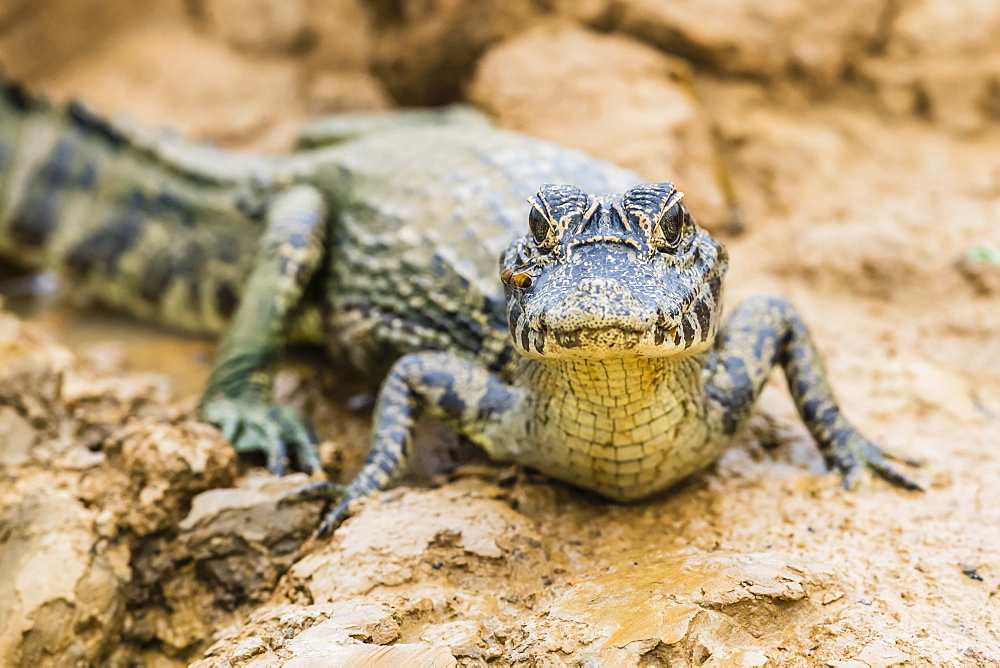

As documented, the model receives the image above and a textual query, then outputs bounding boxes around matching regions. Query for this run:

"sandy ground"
[1,1,999,665]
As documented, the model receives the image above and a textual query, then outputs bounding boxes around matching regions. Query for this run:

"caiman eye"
[652,204,686,251]
[528,207,551,246]
[501,268,533,289]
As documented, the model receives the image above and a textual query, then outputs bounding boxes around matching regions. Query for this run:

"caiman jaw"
[552,326,644,350]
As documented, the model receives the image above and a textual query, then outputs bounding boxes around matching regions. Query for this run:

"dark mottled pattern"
[422,371,467,413]
[9,189,59,247]
[138,253,174,304]
[529,184,590,242]
[478,381,513,418]
[621,181,683,239]
[78,162,98,189]
[681,318,696,347]
[136,241,211,307]
[67,100,128,148]
[65,196,145,275]
[0,78,36,111]
[704,353,750,435]
[215,282,238,319]
[180,243,208,306]
[154,190,195,227]
[215,235,241,263]
[9,140,79,247]
[693,299,711,333]
[42,140,76,188]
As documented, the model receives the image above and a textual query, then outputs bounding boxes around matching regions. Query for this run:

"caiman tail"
[0,74,270,334]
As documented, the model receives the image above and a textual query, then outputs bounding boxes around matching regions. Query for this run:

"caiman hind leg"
[704,295,922,489]
[287,351,521,536]
[199,185,327,474]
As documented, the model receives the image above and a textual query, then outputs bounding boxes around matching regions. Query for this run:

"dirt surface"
[1,1,999,665]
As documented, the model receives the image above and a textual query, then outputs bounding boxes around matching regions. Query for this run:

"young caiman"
[0,78,919,535]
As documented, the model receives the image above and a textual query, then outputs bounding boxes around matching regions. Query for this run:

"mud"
[1,1,999,665]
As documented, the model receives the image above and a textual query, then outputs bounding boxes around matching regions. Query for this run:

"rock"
[194,540,840,665]
[956,246,1000,296]
[469,24,733,231]
[114,422,239,537]
[0,312,265,659]
[521,550,815,664]
[0,0,157,80]
[38,11,305,151]
[862,356,982,424]
[194,601,459,667]
[280,643,458,668]
[604,0,887,89]
[548,0,614,24]
[0,312,73,426]
[862,0,1000,134]
[780,218,925,300]
[304,0,376,72]
[195,0,314,55]
[127,475,321,655]
[191,482,548,663]
[305,71,392,115]
[284,483,546,599]
[419,620,492,662]
[0,480,131,666]
[179,474,320,539]
[192,0,379,69]
[366,0,543,105]
[0,405,37,467]
[0,0,30,28]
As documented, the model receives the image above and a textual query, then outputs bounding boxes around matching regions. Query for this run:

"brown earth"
[1,0,999,665]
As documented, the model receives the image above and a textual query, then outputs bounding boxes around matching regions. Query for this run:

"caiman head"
[500,183,728,360]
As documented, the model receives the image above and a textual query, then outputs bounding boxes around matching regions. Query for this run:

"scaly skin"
[0,77,637,468]
[0,80,920,536]
[300,184,920,535]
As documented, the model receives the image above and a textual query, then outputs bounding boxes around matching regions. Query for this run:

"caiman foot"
[200,396,322,475]
[826,431,923,492]
[280,481,353,537]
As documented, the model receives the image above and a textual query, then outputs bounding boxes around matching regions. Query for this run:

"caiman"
[0,78,919,535]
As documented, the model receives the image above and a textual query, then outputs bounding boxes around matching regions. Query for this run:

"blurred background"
[1,0,996,389]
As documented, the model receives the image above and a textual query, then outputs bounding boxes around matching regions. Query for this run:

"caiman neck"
[516,354,704,399]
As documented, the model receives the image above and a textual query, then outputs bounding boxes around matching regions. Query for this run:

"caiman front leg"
[705,295,922,489]
[199,185,327,474]
[288,352,521,536]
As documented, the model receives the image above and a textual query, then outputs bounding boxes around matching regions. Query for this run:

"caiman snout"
[541,277,657,334]
[576,277,625,295]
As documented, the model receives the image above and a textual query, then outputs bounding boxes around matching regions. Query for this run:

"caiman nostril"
[575,277,625,294]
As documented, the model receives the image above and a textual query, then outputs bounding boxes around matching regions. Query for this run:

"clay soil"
[1,1,999,666]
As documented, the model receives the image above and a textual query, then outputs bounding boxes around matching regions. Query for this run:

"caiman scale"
[0,79,920,535]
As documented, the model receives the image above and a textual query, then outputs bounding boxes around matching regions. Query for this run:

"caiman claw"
[280,481,352,537]
[200,396,323,475]
[826,431,924,492]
